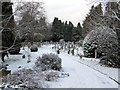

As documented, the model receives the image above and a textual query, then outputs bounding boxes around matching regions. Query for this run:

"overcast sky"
[44,0,94,26]
[11,0,99,26]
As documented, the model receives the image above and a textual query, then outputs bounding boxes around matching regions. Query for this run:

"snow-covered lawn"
[1,44,119,88]
[3,45,56,73]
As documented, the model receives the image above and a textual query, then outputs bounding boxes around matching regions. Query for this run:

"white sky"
[11,0,97,26]
[43,0,92,26]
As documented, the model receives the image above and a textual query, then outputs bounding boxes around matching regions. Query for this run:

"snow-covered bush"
[3,69,34,85]
[83,26,119,67]
[83,42,97,58]
[42,70,69,81]
[2,68,47,89]
[30,44,38,52]
[35,53,62,71]
[2,68,68,89]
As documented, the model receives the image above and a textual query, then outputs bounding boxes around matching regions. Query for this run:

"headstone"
[71,48,74,56]
[27,60,31,63]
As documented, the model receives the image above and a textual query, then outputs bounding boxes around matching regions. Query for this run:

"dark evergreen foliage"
[64,21,73,41]
[51,17,82,42]
[77,23,83,40]
[2,2,15,29]
[8,36,21,55]
[82,2,120,67]
[52,17,63,41]
[83,42,97,58]
[72,23,83,42]
[83,26,119,67]
[82,3,103,38]
[72,27,79,42]
[0,2,21,61]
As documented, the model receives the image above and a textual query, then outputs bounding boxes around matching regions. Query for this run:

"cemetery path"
[3,44,118,88]
[48,52,118,88]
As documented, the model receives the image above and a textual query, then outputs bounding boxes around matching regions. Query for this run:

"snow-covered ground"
[1,44,119,88]
[2,45,56,73]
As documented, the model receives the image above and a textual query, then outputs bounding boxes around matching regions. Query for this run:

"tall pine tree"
[77,22,83,40]
[51,17,64,42]
[64,21,73,41]
[82,3,103,38]
[72,22,83,42]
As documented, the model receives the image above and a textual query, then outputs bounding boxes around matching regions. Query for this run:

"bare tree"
[14,2,51,43]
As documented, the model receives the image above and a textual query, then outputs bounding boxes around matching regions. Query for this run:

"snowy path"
[48,53,118,88]
[2,45,118,88]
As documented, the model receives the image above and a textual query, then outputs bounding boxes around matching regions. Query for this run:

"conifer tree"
[63,21,73,41]
[72,27,79,42]
[82,3,103,38]
[77,22,83,40]
[51,17,64,42]
[63,21,68,41]
[51,17,59,41]
[1,2,21,61]
[2,2,16,29]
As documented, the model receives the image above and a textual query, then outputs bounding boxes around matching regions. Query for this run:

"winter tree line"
[82,2,120,67]
[0,1,120,67]
[51,17,83,42]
